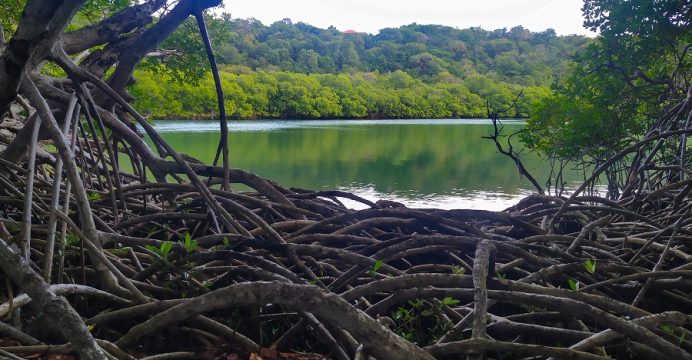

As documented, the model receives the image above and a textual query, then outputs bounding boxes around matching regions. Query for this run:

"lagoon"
[148,119,586,210]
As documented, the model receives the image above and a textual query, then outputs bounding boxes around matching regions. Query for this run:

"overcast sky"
[220,0,594,36]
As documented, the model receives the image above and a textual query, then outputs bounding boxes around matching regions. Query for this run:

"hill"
[131,16,592,119]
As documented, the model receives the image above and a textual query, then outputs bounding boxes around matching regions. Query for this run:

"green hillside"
[131,16,592,119]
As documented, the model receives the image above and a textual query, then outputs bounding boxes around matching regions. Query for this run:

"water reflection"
[146,119,586,209]
[335,184,535,211]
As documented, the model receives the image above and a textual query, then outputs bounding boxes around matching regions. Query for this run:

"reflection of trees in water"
[158,122,580,196]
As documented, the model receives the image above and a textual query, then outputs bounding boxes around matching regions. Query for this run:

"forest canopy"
[521,0,691,191]
[130,16,590,119]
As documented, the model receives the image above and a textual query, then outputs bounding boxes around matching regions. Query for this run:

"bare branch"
[61,0,166,54]
[0,0,84,118]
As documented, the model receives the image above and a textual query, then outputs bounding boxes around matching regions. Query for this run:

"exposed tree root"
[0,1,690,359]
[0,136,690,358]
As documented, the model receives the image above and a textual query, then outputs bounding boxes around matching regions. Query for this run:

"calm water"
[145,119,586,210]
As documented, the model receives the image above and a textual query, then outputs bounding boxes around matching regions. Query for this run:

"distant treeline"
[130,67,551,119]
[130,17,589,119]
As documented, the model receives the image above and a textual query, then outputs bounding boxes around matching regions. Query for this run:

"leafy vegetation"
[1,0,135,39]
[1,1,690,359]
[145,241,174,263]
[155,16,588,84]
[522,0,691,172]
[391,298,459,344]
[130,15,590,119]
[131,66,554,119]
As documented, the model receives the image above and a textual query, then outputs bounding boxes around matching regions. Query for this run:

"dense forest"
[131,17,589,119]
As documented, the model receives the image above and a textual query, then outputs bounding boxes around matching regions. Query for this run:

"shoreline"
[144,115,526,121]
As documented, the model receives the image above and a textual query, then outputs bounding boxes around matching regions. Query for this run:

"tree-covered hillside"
[131,16,591,119]
[201,18,588,85]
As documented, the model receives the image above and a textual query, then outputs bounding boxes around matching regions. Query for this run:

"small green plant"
[368,259,383,277]
[391,298,457,344]
[86,190,101,201]
[441,297,460,306]
[409,299,425,310]
[146,241,173,262]
[568,278,580,292]
[65,232,80,246]
[180,233,198,253]
[451,265,464,275]
[420,308,435,317]
[583,259,596,274]
[43,144,58,153]
[392,306,416,340]
[496,272,507,280]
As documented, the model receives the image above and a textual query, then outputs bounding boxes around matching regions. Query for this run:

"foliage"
[583,259,596,274]
[1,0,135,39]
[181,233,198,253]
[176,18,589,87]
[524,0,691,165]
[146,241,174,263]
[140,15,212,83]
[0,0,26,40]
[131,66,550,119]
[86,190,102,201]
[367,259,383,277]
[131,14,591,118]
[391,298,459,344]
[568,278,581,292]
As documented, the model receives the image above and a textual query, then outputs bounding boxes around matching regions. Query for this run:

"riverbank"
[129,68,551,121]
[143,114,512,121]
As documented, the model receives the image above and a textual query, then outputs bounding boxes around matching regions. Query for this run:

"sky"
[220,0,595,36]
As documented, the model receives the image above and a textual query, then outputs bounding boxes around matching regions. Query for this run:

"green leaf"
[65,232,80,246]
[368,259,383,277]
[568,278,580,292]
[147,241,174,262]
[451,265,464,275]
[583,259,596,274]
[660,324,673,334]
[182,233,197,253]
[43,144,58,153]
[86,190,101,201]
[420,309,435,317]
[146,244,163,259]
[441,297,460,306]
[160,241,173,257]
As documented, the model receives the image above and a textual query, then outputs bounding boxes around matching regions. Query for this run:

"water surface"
[147,119,586,210]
